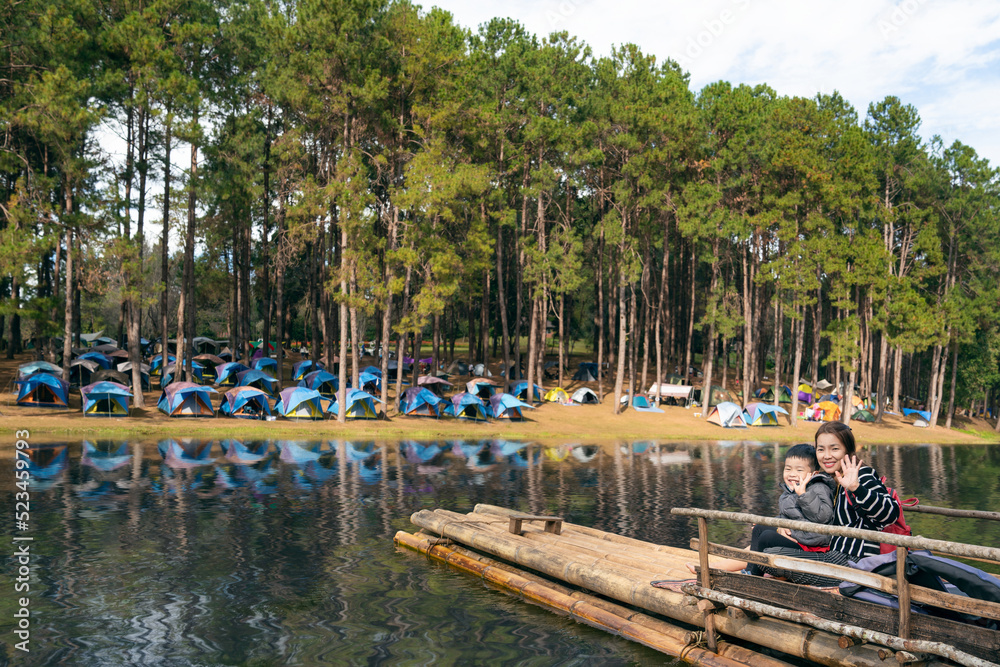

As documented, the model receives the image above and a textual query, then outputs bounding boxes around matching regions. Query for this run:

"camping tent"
[511,381,543,403]
[252,357,278,375]
[16,373,70,408]
[471,363,492,377]
[755,385,793,403]
[332,388,382,420]
[707,401,748,428]
[77,351,112,369]
[157,382,217,417]
[806,401,841,422]
[743,402,788,426]
[902,408,931,422]
[162,361,206,387]
[298,369,338,397]
[220,386,273,419]
[626,395,664,413]
[215,362,249,387]
[571,387,600,404]
[275,387,330,420]
[445,359,469,375]
[291,359,324,381]
[572,362,598,382]
[80,381,131,417]
[69,358,100,386]
[444,392,489,421]
[853,408,876,423]
[234,369,279,397]
[466,378,500,400]
[116,361,151,390]
[489,393,535,420]
[694,385,735,409]
[150,353,176,376]
[417,375,452,397]
[797,383,814,404]
[356,371,380,394]
[544,387,570,403]
[399,387,443,418]
[92,368,129,386]
[17,360,62,379]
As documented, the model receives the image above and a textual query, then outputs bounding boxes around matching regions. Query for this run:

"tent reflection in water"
[157,382,217,417]
[742,401,788,426]
[707,401,748,428]
[220,386,273,419]
[275,387,330,420]
[16,373,70,408]
[80,381,132,417]
[81,441,132,471]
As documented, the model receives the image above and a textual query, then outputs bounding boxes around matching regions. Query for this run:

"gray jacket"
[777,472,836,547]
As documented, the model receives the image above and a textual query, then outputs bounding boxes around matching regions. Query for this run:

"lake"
[3,439,999,665]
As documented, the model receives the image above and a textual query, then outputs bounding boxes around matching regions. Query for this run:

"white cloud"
[429,0,1000,165]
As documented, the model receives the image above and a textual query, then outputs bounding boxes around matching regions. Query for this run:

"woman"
[749,421,901,585]
[812,420,900,559]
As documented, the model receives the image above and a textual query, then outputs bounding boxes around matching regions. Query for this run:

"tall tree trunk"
[892,345,903,413]
[61,214,74,380]
[773,299,783,407]
[926,343,942,425]
[379,206,398,407]
[639,242,651,393]
[944,340,959,429]
[875,332,889,422]
[181,119,197,382]
[349,266,360,389]
[160,110,171,380]
[337,220,349,423]
[275,195,286,385]
[701,245,720,419]
[654,218,669,402]
[394,262,413,409]
[557,294,565,389]
[597,228,605,399]
[496,218,511,392]
[684,244,696,384]
[811,296,822,389]
[525,296,538,404]
[790,303,805,427]
[612,276,627,414]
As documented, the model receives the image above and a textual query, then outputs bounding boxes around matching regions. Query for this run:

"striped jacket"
[830,465,900,559]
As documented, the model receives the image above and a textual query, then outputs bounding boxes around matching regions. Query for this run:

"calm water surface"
[3,439,999,665]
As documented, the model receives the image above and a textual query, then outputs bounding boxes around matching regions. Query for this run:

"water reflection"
[2,439,998,665]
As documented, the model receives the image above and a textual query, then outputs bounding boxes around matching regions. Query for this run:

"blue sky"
[429,0,1000,166]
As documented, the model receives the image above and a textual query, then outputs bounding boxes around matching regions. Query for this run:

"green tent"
[853,409,876,423]
[693,385,734,409]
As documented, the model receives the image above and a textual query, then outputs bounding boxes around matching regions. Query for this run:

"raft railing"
[671,507,1000,667]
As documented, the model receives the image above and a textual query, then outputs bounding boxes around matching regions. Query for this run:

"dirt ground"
[2,350,996,448]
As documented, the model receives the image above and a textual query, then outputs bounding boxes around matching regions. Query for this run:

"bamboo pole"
[693,540,1000,622]
[906,505,1000,522]
[671,507,1000,562]
[410,509,910,667]
[422,539,796,667]
[896,546,911,639]
[681,584,998,667]
[395,530,749,667]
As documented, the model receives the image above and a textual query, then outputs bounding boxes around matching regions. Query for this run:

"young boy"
[689,443,835,574]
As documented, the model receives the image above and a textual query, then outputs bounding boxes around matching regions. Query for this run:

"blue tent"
[299,369,339,397]
[157,382,217,417]
[252,357,277,375]
[161,361,206,387]
[235,369,279,397]
[16,373,70,408]
[80,381,132,417]
[629,395,664,413]
[220,386,273,419]
[149,354,175,376]
[332,388,382,420]
[707,401,748,428]
[444,392,489,421]
[511,381,544,403]
[278,440,328,463]
[81,441,132,472]
[18,360,63,379]
[292,359,324,381]
[275,387,330,420]
[77,351,112,369]
[399,387,443,418]
[215,362,249,387]
[489,393,535,420]
[743,402,788,426]
[356,371,380,394]
[466,379,500,400]
[902,407,932,422]
[361,365,382,377]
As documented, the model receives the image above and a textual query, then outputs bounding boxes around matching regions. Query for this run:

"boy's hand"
[777,527,800,543]
[790,472,813,495]
[834,455,863,492]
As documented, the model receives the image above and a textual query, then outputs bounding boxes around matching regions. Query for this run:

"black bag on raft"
[840,549,1000,629]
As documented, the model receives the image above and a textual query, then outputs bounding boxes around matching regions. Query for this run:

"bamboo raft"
[395,504,1000,667]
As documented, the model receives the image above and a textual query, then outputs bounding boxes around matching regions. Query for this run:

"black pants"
[748,524,802,576]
